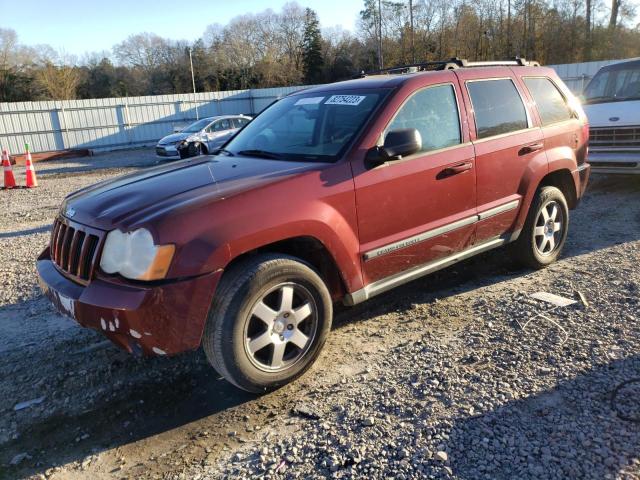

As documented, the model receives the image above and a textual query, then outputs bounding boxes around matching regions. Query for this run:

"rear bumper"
[571,163,591,203]
[37,247,222,356]
[588,151,640,174]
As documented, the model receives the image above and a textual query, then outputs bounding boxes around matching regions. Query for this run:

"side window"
[467,79,528,139]
[524,77,572,126]
[385,84,461,153]
[234,118,249,128]
[205,122,216,133]
[219,119,231,130]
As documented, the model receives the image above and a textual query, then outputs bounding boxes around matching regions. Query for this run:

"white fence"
[0,85,312,154]
[1,58,638,154]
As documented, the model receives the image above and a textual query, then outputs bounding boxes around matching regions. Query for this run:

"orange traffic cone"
[2,147,16,189]
[24,143,38,188]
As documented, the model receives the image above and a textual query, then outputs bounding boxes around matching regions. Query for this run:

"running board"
[343,237,506,306]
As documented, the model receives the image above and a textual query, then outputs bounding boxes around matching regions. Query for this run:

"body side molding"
[346,236,507,305]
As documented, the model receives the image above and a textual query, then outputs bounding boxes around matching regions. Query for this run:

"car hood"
[158,132,192,144]
[62,156,319,230]
[583,99,640,128]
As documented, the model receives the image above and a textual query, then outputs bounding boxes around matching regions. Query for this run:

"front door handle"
[439,162,473,178]
[518,143,544,155]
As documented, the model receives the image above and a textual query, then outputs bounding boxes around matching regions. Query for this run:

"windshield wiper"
[213,148,235,156]
[237,149,283,160]
[583,95,614,104]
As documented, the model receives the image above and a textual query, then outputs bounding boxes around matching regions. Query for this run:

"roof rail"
[356,57,540,77]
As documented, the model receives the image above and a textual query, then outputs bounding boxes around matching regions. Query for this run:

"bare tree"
[35,60,81,100]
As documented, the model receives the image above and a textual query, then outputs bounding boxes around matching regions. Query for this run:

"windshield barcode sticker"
[295,97,324,105]
[325,95,366,106]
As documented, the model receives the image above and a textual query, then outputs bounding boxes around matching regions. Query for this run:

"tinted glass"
[385,84,461,153]
[214,119,231,131]
[224,90,388,162]
[468,79,528,139]
[183,118,213,133]
[524,78,572,125]
[235,118,249,127]
[583,66,640,104]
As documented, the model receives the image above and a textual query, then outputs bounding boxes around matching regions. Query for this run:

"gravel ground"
[0,153,638,480]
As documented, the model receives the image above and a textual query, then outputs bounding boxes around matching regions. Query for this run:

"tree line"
[1,0,638,102]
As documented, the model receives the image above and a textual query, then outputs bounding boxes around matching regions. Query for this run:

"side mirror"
[366,128,422,166]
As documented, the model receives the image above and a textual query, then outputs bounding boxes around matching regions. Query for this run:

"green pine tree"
[302,8,324,84]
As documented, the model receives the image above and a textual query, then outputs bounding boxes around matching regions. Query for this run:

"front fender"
[165,163,364,293]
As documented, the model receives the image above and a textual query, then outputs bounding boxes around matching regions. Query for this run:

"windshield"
[223,89,389,162]
[182,118,213,133]
[583,65,640,104]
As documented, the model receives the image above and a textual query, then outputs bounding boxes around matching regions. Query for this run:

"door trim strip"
[363,215,477,261]
[345,236,507,306]
[477,199,520,220]
[362,199,519,262]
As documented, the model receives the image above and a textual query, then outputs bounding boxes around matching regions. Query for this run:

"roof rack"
[356,57,540,77]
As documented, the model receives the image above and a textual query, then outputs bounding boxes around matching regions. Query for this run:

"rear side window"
[524,77,572,125]
[467,79,528,139]
[234,118,249,128]
[385,84,461,153]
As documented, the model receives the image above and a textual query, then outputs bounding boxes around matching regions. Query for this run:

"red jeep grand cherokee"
[38,58,590,392]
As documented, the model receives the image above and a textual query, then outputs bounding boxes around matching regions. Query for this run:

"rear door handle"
[439,162,473,178]
[518,143,544,155]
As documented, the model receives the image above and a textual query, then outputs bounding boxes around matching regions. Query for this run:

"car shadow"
[1,175,638,478]
[446,354,640,479]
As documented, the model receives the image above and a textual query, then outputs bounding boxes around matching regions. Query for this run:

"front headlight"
[100,228,175,281]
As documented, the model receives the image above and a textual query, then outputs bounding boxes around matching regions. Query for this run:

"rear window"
[467,79,529,139]
[524,77,572,126]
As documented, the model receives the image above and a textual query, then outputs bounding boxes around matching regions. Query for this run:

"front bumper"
[37,247,222,356]
[588,151,640,174]
[155,145,180,157]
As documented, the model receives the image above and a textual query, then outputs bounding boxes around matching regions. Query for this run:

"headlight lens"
[100,228,175,281]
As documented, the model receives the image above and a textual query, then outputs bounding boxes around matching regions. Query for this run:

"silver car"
[155,115,252,158]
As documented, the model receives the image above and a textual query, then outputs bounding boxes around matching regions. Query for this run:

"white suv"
[582,59,640,174]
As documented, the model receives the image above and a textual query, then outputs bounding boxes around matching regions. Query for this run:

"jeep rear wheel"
[202,254,332,393]
[512,186,569,269]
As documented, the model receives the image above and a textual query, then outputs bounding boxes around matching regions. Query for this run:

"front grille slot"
[50,217,102,283]
[590,127,640,148]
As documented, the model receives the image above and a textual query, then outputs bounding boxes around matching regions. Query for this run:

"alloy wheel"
[534,200,564,256]
[243,282,318,372]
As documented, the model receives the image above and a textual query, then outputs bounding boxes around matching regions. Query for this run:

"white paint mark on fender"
[108,321,115,332]
[129,329,142,339]
[144,332,152,336]
[152,347,166,355]
[100,318,107,330]
[114,317,120,328]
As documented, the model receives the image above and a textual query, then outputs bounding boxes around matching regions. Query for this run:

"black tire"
[511,186,569,269]
[187,142,203,158]
[202,254,333,393]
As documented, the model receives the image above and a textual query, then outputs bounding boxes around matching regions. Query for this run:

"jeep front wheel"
[202,254,332,393]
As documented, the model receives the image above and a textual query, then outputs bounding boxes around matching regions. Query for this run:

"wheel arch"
[539,168,578,209]
[511,167,577,242]
[223,236,348,301]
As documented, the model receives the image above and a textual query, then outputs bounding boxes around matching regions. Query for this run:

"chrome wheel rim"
[243,282,318,373]
[534,200,564,256]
